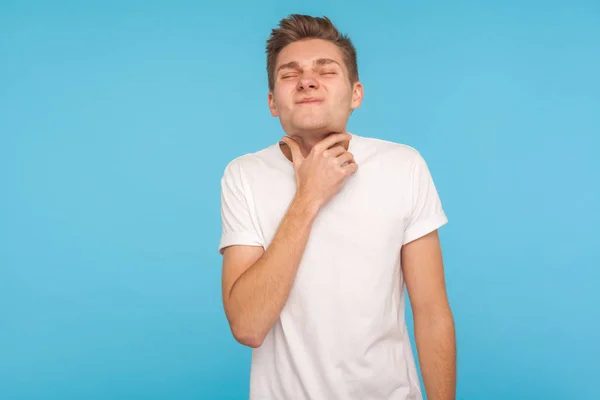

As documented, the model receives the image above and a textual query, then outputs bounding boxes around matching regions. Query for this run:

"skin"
[221,38,456,400]
[222,132,356,348]
[268,38,364,159]
[403,230,456,400]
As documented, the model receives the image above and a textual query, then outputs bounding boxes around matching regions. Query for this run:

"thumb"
[281,136,304,166]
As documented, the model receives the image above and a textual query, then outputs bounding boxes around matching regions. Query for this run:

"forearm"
[414,307,456,400]
[228,194,319,346]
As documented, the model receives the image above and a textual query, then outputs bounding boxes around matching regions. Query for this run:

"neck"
[279,131,350,162]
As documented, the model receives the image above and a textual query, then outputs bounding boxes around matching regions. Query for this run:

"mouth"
[296,97,324,105]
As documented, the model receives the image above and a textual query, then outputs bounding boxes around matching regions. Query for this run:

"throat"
[279,132,350,162]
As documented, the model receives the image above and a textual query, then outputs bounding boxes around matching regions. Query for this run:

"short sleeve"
[403,152,448,245]
[218,161,264,254]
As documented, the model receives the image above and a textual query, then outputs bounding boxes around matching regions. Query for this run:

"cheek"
[331,87,353,107]
[273,89,293,111]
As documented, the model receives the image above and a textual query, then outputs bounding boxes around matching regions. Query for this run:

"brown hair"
[265,14,359,92]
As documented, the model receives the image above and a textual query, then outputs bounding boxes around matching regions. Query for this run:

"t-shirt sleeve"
[403,151,448,245]
[218,161,264,255]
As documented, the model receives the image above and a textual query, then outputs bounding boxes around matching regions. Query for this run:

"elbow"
[230,324,265,349]
[236,335,264,349]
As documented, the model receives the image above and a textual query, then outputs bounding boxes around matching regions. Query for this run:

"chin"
[292,117,331,132]
[280,113,344,136]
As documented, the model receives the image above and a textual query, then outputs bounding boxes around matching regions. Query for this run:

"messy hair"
[265,14,359,91]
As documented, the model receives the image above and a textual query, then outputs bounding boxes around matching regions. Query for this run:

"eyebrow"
[277,58,340,73]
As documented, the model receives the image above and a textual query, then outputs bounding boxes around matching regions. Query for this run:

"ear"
[268,92,279,117]
[350,81,364,110]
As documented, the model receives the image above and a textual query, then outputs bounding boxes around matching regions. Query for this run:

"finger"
[342,161,358,175]
[336,151,354,166]
[314,133,352,153]
[324,145,346,158]
[281,136,304,164]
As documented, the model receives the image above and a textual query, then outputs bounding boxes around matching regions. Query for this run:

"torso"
[232,134,427,400]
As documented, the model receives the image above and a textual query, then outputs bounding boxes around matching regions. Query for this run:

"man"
[218,14,456,400]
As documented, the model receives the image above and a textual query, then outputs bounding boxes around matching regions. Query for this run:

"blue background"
[1,1,599,399]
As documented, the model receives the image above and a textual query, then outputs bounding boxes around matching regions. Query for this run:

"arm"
[220,133,357,348]
[402,230,456,400]
[222,193,319,348]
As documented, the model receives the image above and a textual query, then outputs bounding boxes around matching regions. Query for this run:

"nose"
[296,73,319,91]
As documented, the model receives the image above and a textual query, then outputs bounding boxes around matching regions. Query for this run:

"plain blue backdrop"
[1,1,599,399]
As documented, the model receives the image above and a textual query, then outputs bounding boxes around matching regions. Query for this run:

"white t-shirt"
[218,134,448,400]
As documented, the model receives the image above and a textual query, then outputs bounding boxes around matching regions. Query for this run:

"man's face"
[268,39,363,137]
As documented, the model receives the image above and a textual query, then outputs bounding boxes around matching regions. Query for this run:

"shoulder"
[359,135,420,154]
[352,134,425,169]
[221,143,279,178]
[220,143,285,198]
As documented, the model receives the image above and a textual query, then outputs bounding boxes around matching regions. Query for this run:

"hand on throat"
[279,132,350,163]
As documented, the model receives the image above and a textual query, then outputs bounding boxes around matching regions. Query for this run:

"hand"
[281,133,358,209]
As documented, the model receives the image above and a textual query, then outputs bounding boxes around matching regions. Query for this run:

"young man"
[218,14,456,400]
